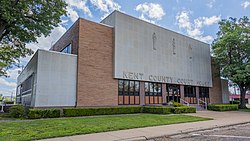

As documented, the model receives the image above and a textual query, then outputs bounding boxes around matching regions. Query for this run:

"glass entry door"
[166,84,180,103]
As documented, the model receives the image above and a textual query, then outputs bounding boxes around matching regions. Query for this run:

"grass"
[0,114,210,141]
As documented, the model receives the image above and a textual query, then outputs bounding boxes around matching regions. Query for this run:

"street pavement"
[150,123,250,141]
[39,111,250,141]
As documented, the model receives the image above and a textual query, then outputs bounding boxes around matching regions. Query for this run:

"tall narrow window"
[118,80,140,105]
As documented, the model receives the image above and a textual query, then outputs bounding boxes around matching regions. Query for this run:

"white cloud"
[90,0,121,19]
[66,6,80,22]
[0,78,16,88]
[176,10,220,43]
[176,10,192,30]
[206,0,215,8]
[65,0,92,22]
[241,1,250,9]
[135,2,165,22]
[202,15,221,25]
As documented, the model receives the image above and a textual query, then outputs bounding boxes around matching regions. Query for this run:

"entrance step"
[189,104,206,111]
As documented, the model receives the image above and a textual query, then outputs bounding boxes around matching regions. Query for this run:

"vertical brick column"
[140,81,145,106]
[162,83,167,104]
[196,86,200,103]
[180,85,185,100]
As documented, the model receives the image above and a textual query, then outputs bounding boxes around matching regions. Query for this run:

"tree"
[0,0,67,76]
[212,16,250,108]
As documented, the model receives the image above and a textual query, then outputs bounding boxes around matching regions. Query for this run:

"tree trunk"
[239,86,246,109]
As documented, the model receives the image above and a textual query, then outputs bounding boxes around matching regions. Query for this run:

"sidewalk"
[39,111,250,141]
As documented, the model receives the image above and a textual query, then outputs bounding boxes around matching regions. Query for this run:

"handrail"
[0,103,4,113]
[180,98,189,106]
[198,98,207,110]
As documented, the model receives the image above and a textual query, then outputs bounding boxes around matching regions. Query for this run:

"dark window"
[118,80,140,105]
[184,85,196,104]
[145,82,162,104]
[61,43,72,54]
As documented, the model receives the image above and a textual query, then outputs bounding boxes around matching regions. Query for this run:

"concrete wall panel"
[102,11,212,87]
[35,50,77,107]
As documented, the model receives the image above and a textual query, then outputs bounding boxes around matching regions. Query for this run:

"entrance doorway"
[166,84,180,103]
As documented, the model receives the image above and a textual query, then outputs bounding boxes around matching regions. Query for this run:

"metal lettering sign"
[152,32,157,50]
[122,71,210,86]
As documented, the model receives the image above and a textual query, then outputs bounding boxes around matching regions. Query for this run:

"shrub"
[171,106,196,114]
[208,104,238,111]
[9,105,25,118]
[63,106,142,117]
[28,109,61,119]
[170,100,183,107]
[143,106,171,114]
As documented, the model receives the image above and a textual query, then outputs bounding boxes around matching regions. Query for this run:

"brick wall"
[50,20,80,55]
[209,59,223,104]
[76,19,118,107]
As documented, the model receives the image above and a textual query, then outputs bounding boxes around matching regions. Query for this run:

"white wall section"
[17,50,77,107]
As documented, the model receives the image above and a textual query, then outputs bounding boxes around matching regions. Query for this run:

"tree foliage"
[0,0,67,76]
[212,16,250,108]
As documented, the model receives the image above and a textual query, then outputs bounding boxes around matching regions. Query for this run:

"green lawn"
[0,114,210,141]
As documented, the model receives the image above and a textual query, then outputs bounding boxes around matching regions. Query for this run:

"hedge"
[208,104,238,111]
[28,109,61,119]
[20,106,196,119]
[143,106,172,114]
[171,106,196,114]
[63,106,142,117]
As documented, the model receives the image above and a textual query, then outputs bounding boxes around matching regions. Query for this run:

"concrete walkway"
[39,111,250,141]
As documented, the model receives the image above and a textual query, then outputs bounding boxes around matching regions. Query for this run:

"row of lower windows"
[118,79,210,105]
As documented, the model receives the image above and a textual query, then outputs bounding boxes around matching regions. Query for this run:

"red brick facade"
[76,19,117,107]
[209,59,223,104]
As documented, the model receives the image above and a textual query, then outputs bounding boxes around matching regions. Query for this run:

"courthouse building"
[16,11,229,108]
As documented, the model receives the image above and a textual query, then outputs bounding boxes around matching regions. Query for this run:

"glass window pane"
[118,80,123,92]
[124,80,129,92]
[135,81,139,92]
[149,83,154,92]
[61,43,72,54]
[145,82,149,92]
[130,81,134,92]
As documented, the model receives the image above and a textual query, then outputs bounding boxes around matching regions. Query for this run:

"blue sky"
[1,0,249,96]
